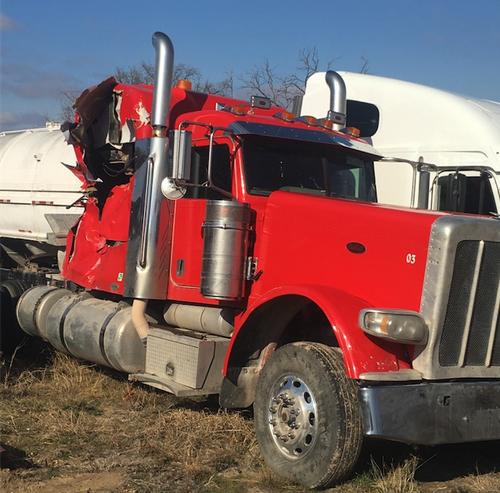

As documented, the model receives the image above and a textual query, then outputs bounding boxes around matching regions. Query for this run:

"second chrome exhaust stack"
[325,70,347,130]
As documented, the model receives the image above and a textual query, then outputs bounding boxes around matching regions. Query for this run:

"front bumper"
[359,380,500,445]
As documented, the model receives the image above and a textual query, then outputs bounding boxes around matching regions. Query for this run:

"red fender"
[225,284,412,379]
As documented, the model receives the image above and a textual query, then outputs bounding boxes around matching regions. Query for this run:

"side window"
[438,173,497,214]
[186,144,232,199]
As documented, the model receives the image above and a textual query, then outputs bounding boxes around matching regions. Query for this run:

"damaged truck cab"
[16,33,500,489]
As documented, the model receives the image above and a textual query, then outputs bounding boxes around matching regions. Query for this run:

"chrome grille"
[414,215,500,379]
[439,240,500,367]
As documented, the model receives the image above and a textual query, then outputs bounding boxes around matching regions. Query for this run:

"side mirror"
[161,129,192,200]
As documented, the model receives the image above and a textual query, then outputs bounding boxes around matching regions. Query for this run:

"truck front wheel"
[253,342,363,488]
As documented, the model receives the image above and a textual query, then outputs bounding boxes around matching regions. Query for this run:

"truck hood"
[256,191,443,311]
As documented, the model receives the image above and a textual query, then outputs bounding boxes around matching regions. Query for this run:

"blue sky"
[1,0,499,130]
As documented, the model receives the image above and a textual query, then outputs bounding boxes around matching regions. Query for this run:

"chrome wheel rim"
[267,374,318,460]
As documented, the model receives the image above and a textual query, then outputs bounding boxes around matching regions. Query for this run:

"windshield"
[242,135,377,201]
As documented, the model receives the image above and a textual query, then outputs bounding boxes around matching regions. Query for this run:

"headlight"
[359,309,428,345]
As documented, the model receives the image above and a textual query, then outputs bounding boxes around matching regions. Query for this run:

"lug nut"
[269,419,277,425]
[269,406,277,414]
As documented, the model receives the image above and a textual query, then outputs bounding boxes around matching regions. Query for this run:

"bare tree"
[198,70,234,97]
[60,62,233,120]
[240,60,296,108]
[360,56,369,74]
[240,47,337,109]
[60,52,369,120]
[60,89,83,122]
[114,62,233,96]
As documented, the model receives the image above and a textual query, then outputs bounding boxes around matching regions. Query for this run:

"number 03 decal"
[405,253,416,265]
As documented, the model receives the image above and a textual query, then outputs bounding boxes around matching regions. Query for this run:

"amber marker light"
[230,105,249,116]
[319,118,335,130]
[300,115,319,126]
[345,127,361,138]
[176,79,192,90]
[273,111,295,122]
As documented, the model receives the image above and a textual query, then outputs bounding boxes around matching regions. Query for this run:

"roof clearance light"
[300,115,319,127]
[230,104,249,116]
[176,79,192,90]
[359,309,428,345]
[343,127,361,138]
[273,111,295,122]
[319,118,335,130]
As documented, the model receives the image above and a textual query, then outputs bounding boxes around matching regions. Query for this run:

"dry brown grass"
[458,471,500,493]
[0,348,263,492]
[370,456,419,493]
[1,343,499,493]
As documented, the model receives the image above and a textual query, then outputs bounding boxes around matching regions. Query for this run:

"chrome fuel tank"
[45,292,90,353]
[17,287,145,373]
[63,298,119,367]
[58,297,146,373]
[16,285,71,339]
[201,200,251,300]
[102,306,147,373]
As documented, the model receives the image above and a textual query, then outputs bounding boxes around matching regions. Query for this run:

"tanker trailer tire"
[253,342,363,489]
[0,281,27,355]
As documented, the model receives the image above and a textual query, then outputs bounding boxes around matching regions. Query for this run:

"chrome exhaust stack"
[325,70,347,130]
[151,32,174,134]
[124,32,175,303]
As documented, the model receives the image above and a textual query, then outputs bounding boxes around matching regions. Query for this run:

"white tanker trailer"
[0,124,83,353]
[301,71,500,216]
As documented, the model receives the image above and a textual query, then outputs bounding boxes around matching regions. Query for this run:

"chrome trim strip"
[359,369,422,382]
[139,158,153,268]
[458,240,484,367]
[486,283,500,367]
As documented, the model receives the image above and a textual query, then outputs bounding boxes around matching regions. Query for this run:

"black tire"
[254,342,363,489]
[1,287,21,355]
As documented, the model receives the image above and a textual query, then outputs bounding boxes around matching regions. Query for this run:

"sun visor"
[227,121,383,159]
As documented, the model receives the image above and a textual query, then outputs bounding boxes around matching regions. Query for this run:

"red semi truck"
[14,33,500,488]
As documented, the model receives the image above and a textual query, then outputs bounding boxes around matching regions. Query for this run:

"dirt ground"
[1,339,499,493]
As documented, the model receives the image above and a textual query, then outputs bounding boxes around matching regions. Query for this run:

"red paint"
[64,79,445,379]
[31,200,54,205]
[226,285,411,378]
[63,182,132,294]
[226,193,440,377]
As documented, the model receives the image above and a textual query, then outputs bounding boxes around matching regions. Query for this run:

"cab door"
[168,140,233,301]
